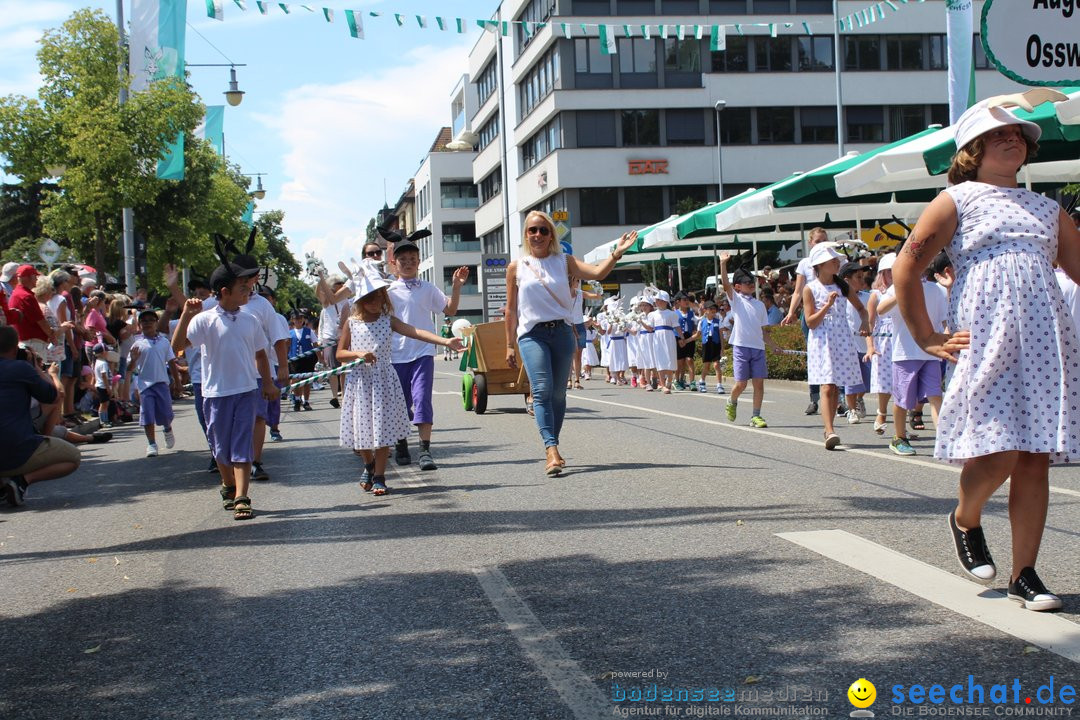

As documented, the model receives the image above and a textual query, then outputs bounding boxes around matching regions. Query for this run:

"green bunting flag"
[255,1,267,14]
[323,7,332,22]
[232,0,245,8]
[278,3,289,14]
[344,9,362,38]
[710,25,725,51]
[597,25,616,55]
[206,0,223,20]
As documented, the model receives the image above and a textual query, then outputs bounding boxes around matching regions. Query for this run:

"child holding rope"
[338,269,463,496]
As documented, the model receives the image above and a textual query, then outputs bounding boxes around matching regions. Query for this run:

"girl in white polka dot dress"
[338,269,463,496]
[894,92,1080,612]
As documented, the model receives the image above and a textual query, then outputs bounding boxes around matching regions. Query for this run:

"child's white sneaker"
[846,409,860,425]
[716,384,726,394]
[163,429,175,449]
[146,443,159,457]
[697,380,707,392]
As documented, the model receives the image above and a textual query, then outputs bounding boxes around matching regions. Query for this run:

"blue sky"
[0,0,496,268]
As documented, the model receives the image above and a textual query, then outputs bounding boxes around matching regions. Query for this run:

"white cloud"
[0,1,76,31]
[258,40,472,268]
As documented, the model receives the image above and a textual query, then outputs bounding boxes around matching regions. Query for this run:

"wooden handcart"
[459,320,529,414]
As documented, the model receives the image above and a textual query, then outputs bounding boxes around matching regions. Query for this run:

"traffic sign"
[560,240,573,255]
[38,238,61,267]
[552,210,569,222]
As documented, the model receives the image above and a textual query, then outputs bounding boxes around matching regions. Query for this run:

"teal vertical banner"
[198,105,225,155]
[155,0,188,180]
[242,200,255,227]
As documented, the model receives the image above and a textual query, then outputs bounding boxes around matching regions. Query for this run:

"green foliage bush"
[692,324,807,381]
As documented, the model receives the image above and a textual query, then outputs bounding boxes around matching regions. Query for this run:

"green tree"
[366,216,377,243]
[0,8,204,277]
[0,182,51,252]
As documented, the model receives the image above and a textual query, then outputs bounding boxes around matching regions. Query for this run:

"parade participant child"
[719,254,779,428]
[385,236,469,471]
[697,300,728,394]
[338,268,463,496]
[876,263,947,456]
[440,318,456,361]
[289,311,317,412]
[803,243,868,449]
[839,261,873,424]
[92,343,112,428]
[866,253,897,435]
[601,297,628,385]
[581,317,599,380]
[127,310,178,457]
[675,292,699,391]
[645,291,678,393]
[172,255,278,520]
[635,295,657,391]
[624,297,641,387]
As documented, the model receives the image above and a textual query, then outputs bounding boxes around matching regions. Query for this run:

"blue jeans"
[518,322,576,448]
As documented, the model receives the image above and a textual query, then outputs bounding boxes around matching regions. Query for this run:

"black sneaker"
[2,476,27,506]
[302,402,312,411]
[947,510,996,581]
[418,450,437,471]
[1008,567,1062,612]
[252,462,270,482]
[208,457,220,473]
[395,439,412,466]
[293,400,301,412]
[329,398,340,409]
[804,402,818,415]
[837,403,847,416]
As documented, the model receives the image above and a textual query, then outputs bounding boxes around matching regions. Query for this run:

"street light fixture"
[714,100,727,203]
[186,63,248,107]
[243,173,268,199]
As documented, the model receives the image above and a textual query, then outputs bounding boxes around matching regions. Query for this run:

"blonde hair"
[108,295,131,323]
[351,287,395,318]
[808,227,828,245]
[32,275,54,300]
[947,134,1039,185]
[521,211,560,257]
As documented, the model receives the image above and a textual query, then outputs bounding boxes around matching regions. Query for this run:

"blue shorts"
[573,323,587,350]
[732,346,767,382]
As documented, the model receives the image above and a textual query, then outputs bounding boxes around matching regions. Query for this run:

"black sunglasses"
[365,250,383,258]
[527,226,551,237]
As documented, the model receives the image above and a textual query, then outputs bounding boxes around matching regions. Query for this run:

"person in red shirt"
[8,265,50,354]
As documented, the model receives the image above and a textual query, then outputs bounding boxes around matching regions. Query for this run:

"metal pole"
[117,0,136,294]
[752,239,760,300]
[676,257,683,290]
[495,8,512,256]
[714,101,726,203]
[833,0,845,158]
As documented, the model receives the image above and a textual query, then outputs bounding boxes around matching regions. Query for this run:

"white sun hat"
[808,243,843,267]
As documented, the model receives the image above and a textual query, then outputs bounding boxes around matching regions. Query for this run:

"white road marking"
[565,393,1080,499]
[473,566,611,720]
[778,529,1080,663]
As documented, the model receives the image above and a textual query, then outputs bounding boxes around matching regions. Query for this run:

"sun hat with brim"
[808,243,843,267]
[877,253,897,272]
[954,99,1042,152]
[0,262,18,282]
[353,266,390,299]
[654,290,671,304]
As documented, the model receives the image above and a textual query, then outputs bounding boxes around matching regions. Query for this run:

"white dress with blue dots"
[339,315,412,451]
[806,280,862,387]
[937,181,1080,464]
[869,288,895,395]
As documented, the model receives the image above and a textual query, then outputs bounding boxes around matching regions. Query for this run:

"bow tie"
[402,278,422,290]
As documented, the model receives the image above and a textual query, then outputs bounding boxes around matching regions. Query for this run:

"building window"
[928,34,946,70]
[519,46,560,120]
[417,182,431,220]
[522,116,562,171]
[478,113,499,151]
[973,34,990,69]
[451,94,466,138]
[797,36,834,71]
[710,0,749,11]
[441,181,478,209]
[660,0,697,13]
[618,38,658,88]
[622,109,660,146]
[666,109,705,146]
[846,106,884,143]
[444,266,479,295]
[528,191,567,219]
[479,170,502,205]
[754,36,792,72]
[475,59,497,104]
[757,107,795,144]
[718,107,751,145]
[889,105,926,141]
[664,38,701,87]
[481,228,505,255]
[710,35,749,72]
[577,110,617,147]
[795,0,831,11]
[620,0,657,12]
[668,185,708,213]
[579,187,619,226]
[885,34,924,71]
[574,38,613,89]
[625,186,664,225]
[845,35,881,71]
[800,107,837,144]
[929,104,949,127]
[442,223,480,252]
[515,0,556,54]
[753,0,790,12]
[573,0,612,13]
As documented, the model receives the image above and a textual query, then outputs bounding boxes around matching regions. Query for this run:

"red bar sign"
[628,159,669,175]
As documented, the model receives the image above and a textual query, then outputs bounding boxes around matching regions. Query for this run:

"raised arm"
[170,298,203,354]
[718,253,734,300]
[444,266,469,317]
[565,231,638,282]
[504,261,520,369]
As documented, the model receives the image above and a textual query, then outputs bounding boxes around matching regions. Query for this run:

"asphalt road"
[4,366,1080,720]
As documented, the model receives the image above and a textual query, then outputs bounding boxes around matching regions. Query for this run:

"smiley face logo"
[847,679,876,709]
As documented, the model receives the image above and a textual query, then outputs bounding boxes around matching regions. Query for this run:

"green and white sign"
[982,0,1080,87]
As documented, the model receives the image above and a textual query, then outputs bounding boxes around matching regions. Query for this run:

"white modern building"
[464,0,1027,271]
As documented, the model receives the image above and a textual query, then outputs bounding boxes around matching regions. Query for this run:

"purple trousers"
[393,355,435,426]
[139,382,174,428]
[204,389,258,465]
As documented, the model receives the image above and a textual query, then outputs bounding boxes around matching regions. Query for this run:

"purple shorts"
[256,379,284,426]
[393,355,435,426]
[139,382,174,428]
[204,389,258,465]
[891,359,942,411]
[732,345,767,382]
[845,353,872,395]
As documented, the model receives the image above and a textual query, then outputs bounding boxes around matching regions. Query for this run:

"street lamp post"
[186,63,248,106]
[712,100,727,295]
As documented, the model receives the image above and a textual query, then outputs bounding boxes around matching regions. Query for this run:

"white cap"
[877,253,897,272]
[0,262,18,282]
[655,290,670,304]
[80,276,97,288]
[954,99,1041,151]
[808,243,843,267]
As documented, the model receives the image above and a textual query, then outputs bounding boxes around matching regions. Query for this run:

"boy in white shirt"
[386,237,469,470]
[720,253,779,428]
[876,267,948,456]
[128,310,178,457]
[92,344,112,427]
[172,261,278,521]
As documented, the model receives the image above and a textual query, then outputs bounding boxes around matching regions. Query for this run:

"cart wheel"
[461,374,475,411]
[473,373,488,414]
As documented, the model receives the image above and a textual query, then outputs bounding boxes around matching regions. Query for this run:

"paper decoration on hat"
[353,262,390,299]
